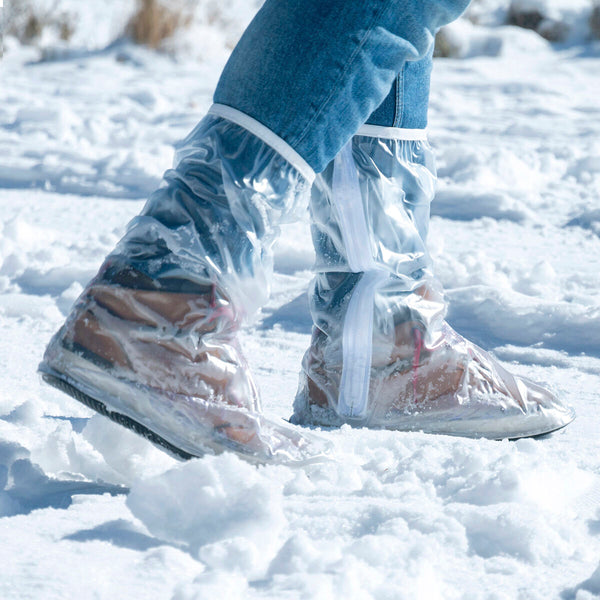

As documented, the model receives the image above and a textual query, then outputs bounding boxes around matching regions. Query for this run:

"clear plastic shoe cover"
[40,110,330,464]
[292,133,575,439]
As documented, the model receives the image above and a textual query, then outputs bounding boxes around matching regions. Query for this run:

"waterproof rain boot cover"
[292,129,575,439]
[40,105,330,464]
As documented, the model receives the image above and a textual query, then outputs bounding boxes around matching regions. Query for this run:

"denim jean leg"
[365,47,434,128]
[214,0,469,172]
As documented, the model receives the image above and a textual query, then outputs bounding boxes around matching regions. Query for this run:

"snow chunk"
[0,440,124,517]
[435,20,550,59]
[56,281,84,315]
[446,284,600,355]
[81,415,177,483]
[127,454,288,576]
[435,20,505,59]
[566,209,600,237]
[173,570,248,600]
[571,562,600,597]
[433,188,532,223]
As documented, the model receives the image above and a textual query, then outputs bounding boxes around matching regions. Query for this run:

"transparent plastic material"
[292,136,575,439]
[40,114,330,465]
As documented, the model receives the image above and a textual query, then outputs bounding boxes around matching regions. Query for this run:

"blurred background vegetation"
[2,0,600,61]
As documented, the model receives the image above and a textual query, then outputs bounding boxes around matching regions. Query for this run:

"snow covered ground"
[2,3,600,598]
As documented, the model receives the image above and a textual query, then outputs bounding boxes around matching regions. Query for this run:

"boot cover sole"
[378,407,575,441]
[294,398,575,441]
[40,368,196,460]
[39,347,330,466]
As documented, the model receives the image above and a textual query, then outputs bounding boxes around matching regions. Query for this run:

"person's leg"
[40,0,474,463]
[214,0,469,172]
[40,115,326,464]
[292,48,574,438]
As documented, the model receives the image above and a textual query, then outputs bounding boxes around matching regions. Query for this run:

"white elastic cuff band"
[208,104,315,184]
[356,124,428,141]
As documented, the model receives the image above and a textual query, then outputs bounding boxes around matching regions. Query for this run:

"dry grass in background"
[126,0,193,49]
[4,0,74,45]
[591,3,600,39]
[4,0,600,58]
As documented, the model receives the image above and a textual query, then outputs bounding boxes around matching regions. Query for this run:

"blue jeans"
[365,49,434,128]
[214,0,469,172]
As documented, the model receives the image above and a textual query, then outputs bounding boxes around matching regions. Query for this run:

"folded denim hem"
[209,103,316,183]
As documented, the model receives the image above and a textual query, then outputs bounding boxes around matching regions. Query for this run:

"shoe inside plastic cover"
[40,114,331,465]
[292,135,574,439]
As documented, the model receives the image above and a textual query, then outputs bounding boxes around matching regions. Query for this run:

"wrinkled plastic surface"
[292,136,574,439]
[40,114,329,465]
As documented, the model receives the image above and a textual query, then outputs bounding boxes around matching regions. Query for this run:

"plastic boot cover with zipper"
[291,129,575,439]
[39,105,330,465]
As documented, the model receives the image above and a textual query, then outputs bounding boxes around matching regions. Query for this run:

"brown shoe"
[40,109,328,464]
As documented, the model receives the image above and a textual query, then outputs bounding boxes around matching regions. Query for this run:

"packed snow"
[2,1,600,598]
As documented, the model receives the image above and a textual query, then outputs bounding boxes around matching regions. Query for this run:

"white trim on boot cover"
[209,104,316,184]
[356,124,428,140]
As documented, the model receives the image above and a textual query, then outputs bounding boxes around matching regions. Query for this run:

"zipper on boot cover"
[331,142,388,419]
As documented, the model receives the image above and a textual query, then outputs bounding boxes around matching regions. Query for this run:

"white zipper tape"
[338,270,388,418]
[332,142,389,419]
[332,141,375,273]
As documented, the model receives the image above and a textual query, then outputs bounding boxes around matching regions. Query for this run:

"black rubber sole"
[42,372,197,461]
